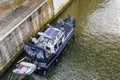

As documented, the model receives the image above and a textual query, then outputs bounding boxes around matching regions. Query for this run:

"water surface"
[1,0,120,80]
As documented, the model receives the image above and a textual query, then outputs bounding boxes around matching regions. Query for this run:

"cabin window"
[0,49,3,61]
[36,50,44,59]
[46,46,52,54]
[46,46,50,50]
[54,44,58,51]
[31,49,37,55]
[59,40,62,47]
[49,40,54,44]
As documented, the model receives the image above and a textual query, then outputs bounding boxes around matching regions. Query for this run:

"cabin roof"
[36,27,63,48]
[45,28,62,39]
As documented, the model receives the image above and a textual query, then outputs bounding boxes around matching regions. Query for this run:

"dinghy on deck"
[13,62,36,75]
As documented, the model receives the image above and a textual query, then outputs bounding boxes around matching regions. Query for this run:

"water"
[1,0,120,79]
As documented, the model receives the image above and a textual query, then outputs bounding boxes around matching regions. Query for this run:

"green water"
[1,0,120,80]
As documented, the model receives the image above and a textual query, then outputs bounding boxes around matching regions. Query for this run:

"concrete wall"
[0,0,71,76]
[0,0,24,4]
[0,0,14,4]
[53,0,69,15]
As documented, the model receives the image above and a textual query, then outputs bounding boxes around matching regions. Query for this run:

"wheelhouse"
[37,27,65,53]
[24,27,65,61]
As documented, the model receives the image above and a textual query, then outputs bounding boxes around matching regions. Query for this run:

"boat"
[13,15,76,76]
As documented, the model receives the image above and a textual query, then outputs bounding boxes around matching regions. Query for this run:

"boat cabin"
[37,27,65,54]
[25,27,65,61]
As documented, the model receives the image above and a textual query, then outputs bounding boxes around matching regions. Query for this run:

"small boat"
[13,62,36,75]
[13,15,76,76]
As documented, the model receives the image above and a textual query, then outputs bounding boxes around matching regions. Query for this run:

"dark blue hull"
[35,24,75,76]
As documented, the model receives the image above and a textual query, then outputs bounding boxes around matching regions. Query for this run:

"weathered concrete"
[0,0,26,20]
[0,0,72,76]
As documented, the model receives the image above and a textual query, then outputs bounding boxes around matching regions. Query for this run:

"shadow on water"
[1,0,120,80]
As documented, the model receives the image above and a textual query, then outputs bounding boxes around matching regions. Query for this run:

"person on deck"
[31,37,38,44]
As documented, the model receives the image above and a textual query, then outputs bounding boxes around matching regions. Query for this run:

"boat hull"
[24,15,76,76]
[35,28,75,76]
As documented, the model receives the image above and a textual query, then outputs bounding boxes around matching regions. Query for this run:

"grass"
[10,0,30,11]
[11,5,21,11]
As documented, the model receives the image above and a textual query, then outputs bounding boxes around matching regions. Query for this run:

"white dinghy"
[13,62,36,75]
